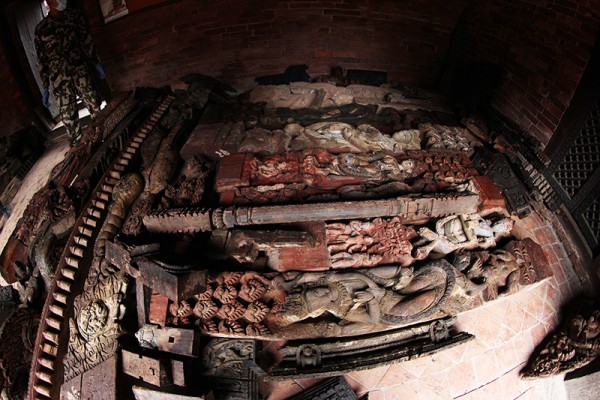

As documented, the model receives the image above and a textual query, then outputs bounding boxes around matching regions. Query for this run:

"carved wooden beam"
[136,324,200,357]
[135,258,207,302]
[269,318,473,381]
[143,193,481,234]
[122,350,172,387]
[27,95,176,400]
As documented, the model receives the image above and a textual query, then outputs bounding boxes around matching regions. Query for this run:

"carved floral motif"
[326,217,418,268]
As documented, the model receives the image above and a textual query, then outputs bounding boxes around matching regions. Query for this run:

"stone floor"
[0,129,587,399]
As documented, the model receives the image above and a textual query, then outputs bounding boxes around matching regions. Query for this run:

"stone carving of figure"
[274,261,454,336]
[413,214,514,260]
[174,262,454,340]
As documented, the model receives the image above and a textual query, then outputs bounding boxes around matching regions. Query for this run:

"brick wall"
[83,0,468,92]
[0,41,30,138]
[460,0,600,144]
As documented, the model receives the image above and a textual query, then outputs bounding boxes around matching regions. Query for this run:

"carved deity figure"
[301,152,425,186]
[275,261,454,336]
[173,261,454,340]
[413,214,514,260]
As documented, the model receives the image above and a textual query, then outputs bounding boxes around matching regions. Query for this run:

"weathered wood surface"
[136,324,200,357]
[27,95,175,400]
[148,292,169,326]
[122,350,171,387]
[136,258,207,302]
[143,192,481,234]
[132,386,206,400]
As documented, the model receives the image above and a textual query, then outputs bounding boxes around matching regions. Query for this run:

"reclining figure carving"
[169,261,455,340]
[413,214,514,260]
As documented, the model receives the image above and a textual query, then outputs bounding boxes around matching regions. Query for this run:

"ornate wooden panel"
[544,100,600,257]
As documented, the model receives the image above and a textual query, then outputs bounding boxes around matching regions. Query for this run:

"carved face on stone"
[305,286,339,313]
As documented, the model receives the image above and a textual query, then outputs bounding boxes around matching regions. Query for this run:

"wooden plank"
[137,325,199,357]
[214,153,248,192]
[172,360,186,387]
[80,356,118,400]
[136,258,207,302]
[148,292,169,326]
[132,386,205,400]
[122,350,171,387]
[60,374,82,400]
[471,175,506,212]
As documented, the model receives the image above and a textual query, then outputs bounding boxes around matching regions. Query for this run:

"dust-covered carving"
[521,302,600,378]
[326,217,418,268]
[217,149,475,205]
[168,261,455,340]
[64,173,143,380]
[63,272,128,381]
[413,214,514,260]
[419,123,478,155]
[0,308,40,400]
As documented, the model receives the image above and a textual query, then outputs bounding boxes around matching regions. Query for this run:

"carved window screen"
[552,103,600,199]
[544,98,600,257]
[581,197,600,247]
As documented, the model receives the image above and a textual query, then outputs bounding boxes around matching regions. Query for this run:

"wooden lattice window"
[553,104,600,198]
